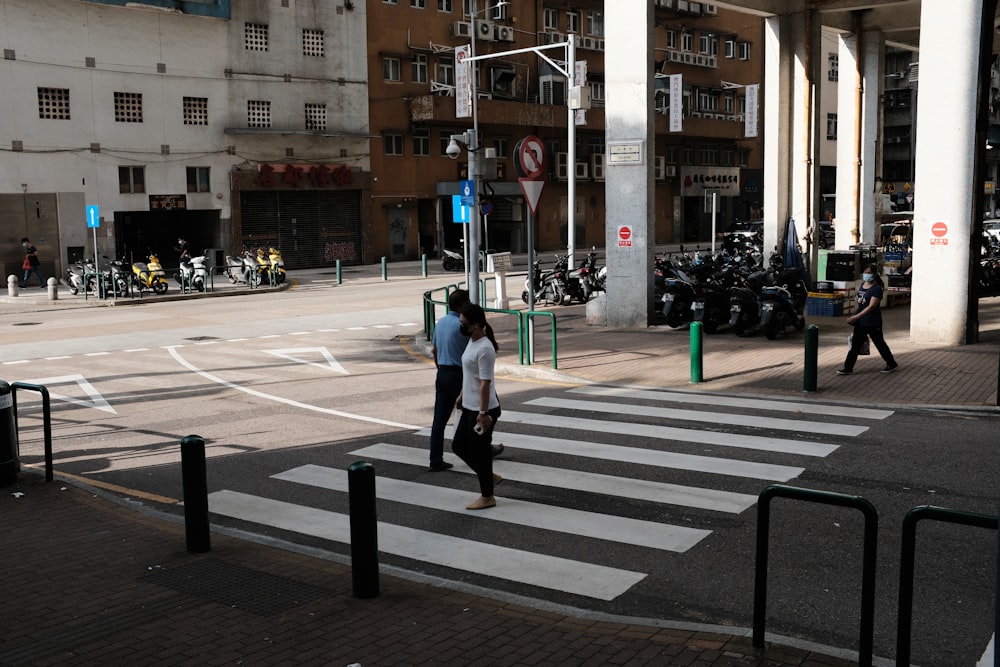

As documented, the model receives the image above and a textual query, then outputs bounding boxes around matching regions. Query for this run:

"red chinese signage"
[256,163,354,188]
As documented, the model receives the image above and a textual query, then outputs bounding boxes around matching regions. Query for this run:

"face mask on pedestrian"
[863,272,874,282]
[459,324,472,337]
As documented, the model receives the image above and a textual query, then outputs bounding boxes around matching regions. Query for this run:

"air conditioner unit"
[682,53,694,64]
[705,55,717,68]
[477,20,496,42]
[704,3,718,15]
[543,31,566,45]
[555,152,569,180]
[654,156,666,181]
[688,1,703,14]
[495,25,515,43]
[654,0,670,7]
[539,74,566,105]
[694,55,705,66]
[670,50,682,62]
[575,161,589,180]
[579,37,595,50]
[595,39,605,51]
[590,154,605,181]
[677,0,689,10]
[453,21,472,38]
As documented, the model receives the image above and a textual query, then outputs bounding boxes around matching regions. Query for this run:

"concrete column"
[910,0,984,344]
[604,2,653,328]
[763,16,792,259]
[835,29,883,248]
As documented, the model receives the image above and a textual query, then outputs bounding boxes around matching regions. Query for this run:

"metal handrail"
[895,505,998,665]
[753,484,878,666]
[10,383,53,482]
[523,310,557,369]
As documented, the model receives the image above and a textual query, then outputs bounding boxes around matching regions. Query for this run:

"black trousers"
[451,406,502,496]
[844,323,896,371]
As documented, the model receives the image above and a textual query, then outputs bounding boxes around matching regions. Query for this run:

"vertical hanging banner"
[669,74,683,133]
[745,84,759,138]
[455,45,471,119]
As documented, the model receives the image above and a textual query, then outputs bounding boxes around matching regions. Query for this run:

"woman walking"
[836,264,899,375]
[451,303,502,510]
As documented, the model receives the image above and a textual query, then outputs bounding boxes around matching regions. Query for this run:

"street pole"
[567,34,577,271]
[467,1,482,305]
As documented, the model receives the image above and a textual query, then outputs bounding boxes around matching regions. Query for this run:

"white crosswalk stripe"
[207,387,892,602]
[208,489,646,601]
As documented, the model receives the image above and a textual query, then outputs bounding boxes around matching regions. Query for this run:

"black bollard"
[0,381,18,487]
[180,435,211,554]
[348,461,380,598]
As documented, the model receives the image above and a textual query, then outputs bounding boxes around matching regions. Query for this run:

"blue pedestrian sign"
[459,179,475,207]
[86,205,100,228]
[451,195,470,224]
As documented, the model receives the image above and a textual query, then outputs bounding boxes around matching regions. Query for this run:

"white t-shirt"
[461,336,499,411]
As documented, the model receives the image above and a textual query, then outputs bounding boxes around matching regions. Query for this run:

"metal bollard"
[336,259,342,285]
[180,435,211,553]
[690,321,703,383]
[421,253,428,278]
[381,256,387,281]
[0,381,19,487]
[803,325,819,393]
[46,276,58,301]
[348,461,380,598]
[7,275,19,297]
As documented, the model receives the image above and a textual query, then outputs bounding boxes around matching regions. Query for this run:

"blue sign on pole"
[459,179,475,207]
[451,195,470,224]
[86,205,100,228]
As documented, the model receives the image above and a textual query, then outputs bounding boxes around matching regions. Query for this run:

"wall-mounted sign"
[149,194,187,210]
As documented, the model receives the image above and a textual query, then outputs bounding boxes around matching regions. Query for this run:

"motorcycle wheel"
[227,271,238,284]
[794,316,806,330]
[703,319,719,335]
[69,286,78,296]
[666,310,685,329]
[764,323,780,340]
[115,278,129,296]
[521,290,529,304]
[442,257,461,272]
[153,281,168,295]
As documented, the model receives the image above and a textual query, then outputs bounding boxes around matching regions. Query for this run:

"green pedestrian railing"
[753,484,879,667]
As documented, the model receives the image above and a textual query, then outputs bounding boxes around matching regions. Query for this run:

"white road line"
[257,334,280,339]
[44,356,71,360]
[500,410,839,458]
[373,325,393,329]
[194,341,219,345]
[977,634,994,666]
[397,322,418,326]
[347,326,366,331]
[84,351,110,357]
[224,339,248,343]
[352,443,757,513]
[526,397,868,437]
[290,331,310,335]
[570,386,894,420]
[124,348,150,352]
[3,360,29,365]
[274,464,710,552]
[414,428,804,481]
[318,329,340,332]
[208,489,645,600]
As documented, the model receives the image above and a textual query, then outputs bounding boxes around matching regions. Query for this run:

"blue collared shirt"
[432,310,468,366]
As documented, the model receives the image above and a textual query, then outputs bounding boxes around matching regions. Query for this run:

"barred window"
[305,103,327,131]
[248,100,271,128]
[114,92,143,123]
[38,87,70,120]
[303,28,325,57]
[245,23,269,52]
[183,96,208,125]
[186,167,210,193]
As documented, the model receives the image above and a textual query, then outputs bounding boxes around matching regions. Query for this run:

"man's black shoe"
[835,368,853,375]
[428,462,454,472]
[491,443,505,458]
[881,363,899,373]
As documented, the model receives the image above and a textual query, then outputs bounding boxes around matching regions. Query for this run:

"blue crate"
[807,297,844,317]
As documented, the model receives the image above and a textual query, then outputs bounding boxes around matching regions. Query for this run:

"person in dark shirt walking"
[20,237,44,288]
[836,264,899,375]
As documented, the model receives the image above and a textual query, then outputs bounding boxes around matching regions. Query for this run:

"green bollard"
[381,256,387,281]
[348,461,380,598]
[336,259,342,285]
[421,253,428,278]
[690,321,703,383]
[804,325,819,393]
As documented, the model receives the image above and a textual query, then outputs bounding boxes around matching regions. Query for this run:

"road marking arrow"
[23,374,116,414]
[264,347,349,375]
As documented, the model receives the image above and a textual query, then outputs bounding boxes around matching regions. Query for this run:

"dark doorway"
[114,209,221,269]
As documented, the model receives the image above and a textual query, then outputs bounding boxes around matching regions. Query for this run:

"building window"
[494,137,509,158]
[186,167,210,193]
[586,9,603,37]
[118,166,145,194]
[411,0,425,7]
[683,146,694,164]
[721,149,734,166]
[245,23,269,52]
[303,29,325,57]
[725,39,736,59]
[739,149,750,167]
[566,10,580,33]
[700,144,719,165]
[305,103,327,130]
[682,32,693,52]
[413,127,430,156]
[183,96,208,125]
[543,8,558,30]
[667,30,676,49]
[723,95,734,113]
[384,134,404,156]
[828,52,839,81]
[248,100,271,128]
[38,87,70,120]
[590,81,605,103]
[667,146,678,164]
[437,58,454,86]
[827,113,838,140]
[114,91,143,123]
[384,0,398,4]
[438,0,452,11]
[489,0,507,20]
[383,57,401,81]
[412,53,428,83]
[698,90,719,111]
[699,34,718,56]
[739,42,751,60]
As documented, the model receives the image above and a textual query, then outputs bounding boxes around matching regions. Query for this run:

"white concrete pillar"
[910,0,984,344]
[604,2,654,328]
[835,29,883,248]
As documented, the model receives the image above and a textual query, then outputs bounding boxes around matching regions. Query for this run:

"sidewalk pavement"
[4,258,995,665]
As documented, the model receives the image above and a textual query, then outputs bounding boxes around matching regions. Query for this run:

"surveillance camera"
[446,140,462,160]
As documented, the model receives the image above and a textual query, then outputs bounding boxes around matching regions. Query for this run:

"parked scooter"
[105,257,132,297]
[564,250,601,304]
[132,254,169,294]
[522,255,569,305]
[441,241,485,272]
[65,259,89,295]
[224,251,261,286]
[758,266,808,340]
[266,247,286,283]
[177,253,209,292]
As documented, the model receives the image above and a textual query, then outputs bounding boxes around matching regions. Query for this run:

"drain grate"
[12,322,41,326]
[147,559,329,616]
[183,335,219,341]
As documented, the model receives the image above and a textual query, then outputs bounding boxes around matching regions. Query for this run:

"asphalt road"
[1,271,997,665]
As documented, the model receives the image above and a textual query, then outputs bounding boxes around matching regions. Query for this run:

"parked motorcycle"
[132,254,169,294]
[266,247,286,283]
[758,267,808,340]
[65,259,90,296]
[442,241,485,272]
[729,268,768,336]
[104,257,132,297]
[660,267,696,329]
[522,255,569,306]
[688,261,734,334]
[564,250,601,304]
[177,253,209,292]
[225,252,261,286]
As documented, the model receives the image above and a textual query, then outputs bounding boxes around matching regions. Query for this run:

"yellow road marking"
[23,464,179,505]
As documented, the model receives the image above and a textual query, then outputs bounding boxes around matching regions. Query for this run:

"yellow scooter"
[132,253,169,294]
[255,247,286,285]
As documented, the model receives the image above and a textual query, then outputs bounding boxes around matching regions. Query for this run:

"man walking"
[428,289,470,471]
[20,237,44,288]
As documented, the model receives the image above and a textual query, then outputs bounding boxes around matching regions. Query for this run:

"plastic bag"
[849,334,870,355]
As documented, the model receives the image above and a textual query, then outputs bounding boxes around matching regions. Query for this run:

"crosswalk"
[207,385,892,602]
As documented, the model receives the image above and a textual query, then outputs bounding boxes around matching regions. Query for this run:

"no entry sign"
[931,221,948,246]
[618,225,633,247]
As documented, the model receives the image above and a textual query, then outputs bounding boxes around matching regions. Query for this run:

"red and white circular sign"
[931,221,948,237]
[514,135,547,180]
[618,225,633,247]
